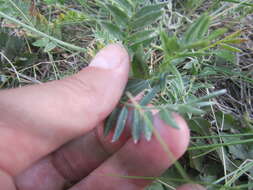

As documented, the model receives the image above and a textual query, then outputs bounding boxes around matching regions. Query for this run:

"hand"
[0,44,205,190]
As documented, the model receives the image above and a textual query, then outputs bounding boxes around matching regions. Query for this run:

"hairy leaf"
[143,111,153,141]
[140,86,160,106]
[134,2,166,18]
[207,28,228,41]
[106,4,129,28]
[161,31,181,56]
[104,108,120,136]
[132,109,142,143]
[220,43,242,52]
[112,0,134,15]
[124,79,149,97]
[112,106,128,142]
[183,14,211,44]
[132,45,149,79]
[100,21,124,40]
[130,10,163,30]
[128,30,156,47]
[159,109,180,129]
[178,105,205,115]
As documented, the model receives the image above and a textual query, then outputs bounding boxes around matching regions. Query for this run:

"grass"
[0,0,253,189]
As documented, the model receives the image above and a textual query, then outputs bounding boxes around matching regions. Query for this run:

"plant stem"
[0,11,86,52]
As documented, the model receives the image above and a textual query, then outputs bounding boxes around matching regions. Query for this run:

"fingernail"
[89,44,129,69]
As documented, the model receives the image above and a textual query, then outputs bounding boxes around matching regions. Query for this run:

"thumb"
[0,44,130,175]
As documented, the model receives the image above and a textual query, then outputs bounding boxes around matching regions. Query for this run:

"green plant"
[1,1,252,188]
[91,1,244,143]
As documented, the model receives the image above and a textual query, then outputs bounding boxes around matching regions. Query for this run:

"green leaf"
[182,40,210,50]
[112,0,134,15]
[215,49,236,64]
[44,42,56,52]
[106,4,129,28]
[183,14,211,44]
[140,86,160,106]
[104,108,120,136]
[220,0,253,7]
[161,31,181,56]
[132,45,149,79]
[220,43,242,52]
[143,111,153,141]
[178,105,205,115]
[100,21,124,40]
[130,10,163,30]
[134,2,166,18]
[159,109,180,129]
[223,38,248,44]
[124,79,149,97]
[127,30,156,47]
[132,110,142,143]
[112,107,128,142]
[33,38,50,47]
[207,28,228,41]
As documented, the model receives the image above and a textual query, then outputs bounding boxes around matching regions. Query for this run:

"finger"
[0,170,16,190]
[177,184,206,190]
[69,114,190,190]
[15,123,132,190]
[0,44,130,176]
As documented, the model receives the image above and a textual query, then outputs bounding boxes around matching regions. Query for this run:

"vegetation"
[0,0,252,189]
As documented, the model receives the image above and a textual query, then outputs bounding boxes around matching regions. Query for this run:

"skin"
[0,44,206,190]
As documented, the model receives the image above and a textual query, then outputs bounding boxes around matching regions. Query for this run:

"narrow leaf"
[132,45,149,79]
[182,40,210,50]
[124,79,149,97]
[140,86,160,106]
[132,109,142,143]
[131,10,163,30]
[161,31,181,55]
[128,30,156,47]
[184,14,211,44]
[100,21,124,40]
[106,4,129,28]
[104,108,120,136]
[223,38,248,44]
[220,0,253,7]
[112,107,128,142]
[220,43,242,52]
[33,38,49,47]
[189,89,227,104]
[112,0,134,14]
[195,101,216,107]
[134,3,166,18]
[159,109,180,129]
[207,28,228,41]
[143,111,153,141]
[178,105,205,115]
[44,42,56,52]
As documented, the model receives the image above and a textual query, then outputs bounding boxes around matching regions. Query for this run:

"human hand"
[0,44,205,190]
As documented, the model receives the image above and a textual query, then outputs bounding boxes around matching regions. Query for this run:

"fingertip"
[89,43,130,70]
[154,113,190,160]
[177,184,206,190]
